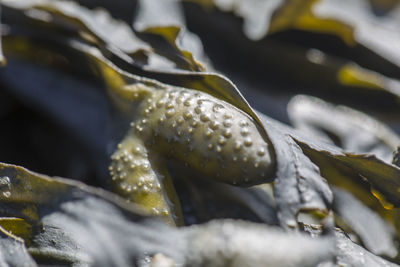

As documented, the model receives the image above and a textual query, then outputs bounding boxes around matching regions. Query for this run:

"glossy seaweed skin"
[109,83,275,224]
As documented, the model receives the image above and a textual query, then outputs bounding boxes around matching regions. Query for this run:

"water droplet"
[176,96,183,104]
[210,121,219,130]
[218,137,226,146]
[195,106,204,114]
[135,125,143,133]
[205,129,213,139]
[223,119,232,127]
[257,148,265,156]
[161,209,169,216]
[234,142,242,151]
[142,163,150,171]
[156,100,165,108]
[166,109,175,118]
[244,138,253,147]
[240,128,249,136]
[184,112,193,120]
[200,113,210,122]
[240,120,248,127]
[138,178,144,187]
[223,129,232,138]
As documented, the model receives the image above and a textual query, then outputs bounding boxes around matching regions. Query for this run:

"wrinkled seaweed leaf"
[0,162,180,265]
[288,95,400,162]
[334,230,399,267]
[258,114,332,228]
[0,224,37,267]
[258,110,400,240]
[296,139,400,209]
[287,95,400,238]
[173,174,278,225]
[332,186,397,257]
[134,0,207,72]
[0,163,338,266]
[301,223,399,267]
